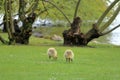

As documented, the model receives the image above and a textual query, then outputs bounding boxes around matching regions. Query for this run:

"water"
[108,14,120,45]
[94,0,120,45]
[104,0,120,45]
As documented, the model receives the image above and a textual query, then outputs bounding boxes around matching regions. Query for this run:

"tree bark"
[62,1,120,46]
[13,13,36,44]
[63,17,86,46]
[4,0,15,44]
[7,0,37,44]
[63,17,102,46]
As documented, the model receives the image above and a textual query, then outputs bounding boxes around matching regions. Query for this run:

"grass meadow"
[0,34,120,80]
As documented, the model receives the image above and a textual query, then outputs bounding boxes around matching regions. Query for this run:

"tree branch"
[42,0,49,15]
[0,22,4,26]
[100,3,120,32]
[101,24,120,36]
[74,0,81,19]
[37,6,54,17]
[25,2,35,14]
[19,0,26,21]
[9,0,15,33]
[41,0,49,21]
[43,0,71,24]
[96,0,119,27]
[29,0,39,16]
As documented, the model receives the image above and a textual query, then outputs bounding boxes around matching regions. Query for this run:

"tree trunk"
[63,17,85,46]
[2,15,8,32]
[63,17,102,46]
[7,0,36,45]
[62,1,120,46]
[13,13,36,44]
[4,0,15,44]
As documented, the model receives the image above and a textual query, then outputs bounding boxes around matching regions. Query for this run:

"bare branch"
[42,0,49,15]
[25,2,35,14]
[101,24,120,36]
[74,0,81,19]
[41,0,50,20]
[100,4,120,32]
[0,22,4,26]
[43,0,71,24]
[96,0,119,27]
[19,0,26,21]
[29,0,39,16]
[37,6,54,17]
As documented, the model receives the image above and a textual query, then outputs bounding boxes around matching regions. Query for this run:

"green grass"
[0,35,120,80]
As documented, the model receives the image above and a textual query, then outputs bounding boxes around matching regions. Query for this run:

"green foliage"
[37,0,107,22]
[78,0,107,21]
[0,0,19,13]
[0,0,4,13]
[0,0,107,21]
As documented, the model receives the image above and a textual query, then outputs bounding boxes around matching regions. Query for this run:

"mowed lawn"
[0,36,120,80]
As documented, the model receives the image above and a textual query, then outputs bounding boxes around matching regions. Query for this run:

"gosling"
[64,49,74,62]
[47,48,57,60]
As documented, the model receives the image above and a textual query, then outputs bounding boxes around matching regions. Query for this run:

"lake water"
[95,13,120,45]
[107,14,120,45]
[103,0,120,45]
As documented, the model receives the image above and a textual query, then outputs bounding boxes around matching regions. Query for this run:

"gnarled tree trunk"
[1,0,37,45]
[63,0,120,46]
[11,0,38,44]
[63,17,101,46]
[13,13,36,44]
